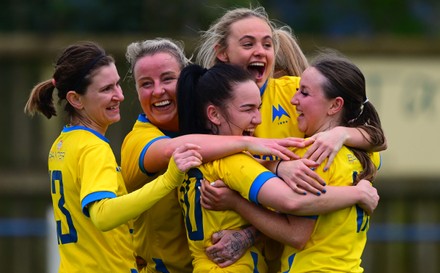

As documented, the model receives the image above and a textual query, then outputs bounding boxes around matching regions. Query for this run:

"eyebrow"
[239,102,262,109]
[238,35,273,42]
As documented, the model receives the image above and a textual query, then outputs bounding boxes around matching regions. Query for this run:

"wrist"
[336,126,351,145]
[241,135,251,151]
[275,160,283,176]
[353,185,365,206]
[162,157,185,189]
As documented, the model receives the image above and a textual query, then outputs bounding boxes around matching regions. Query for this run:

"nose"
[152,84,165,96]
[253,43,266,57]
[253,109,262,125]
[291,92,299,105]
[114,86,125,101]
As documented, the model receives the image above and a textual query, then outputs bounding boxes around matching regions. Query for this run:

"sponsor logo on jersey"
[272,104,290,121]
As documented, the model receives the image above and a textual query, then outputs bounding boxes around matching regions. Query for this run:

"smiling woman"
[175,62,381,273]
[22,41,203,273]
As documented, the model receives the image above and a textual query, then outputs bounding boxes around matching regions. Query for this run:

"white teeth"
[154,100,171,107]
[249,62,264,67]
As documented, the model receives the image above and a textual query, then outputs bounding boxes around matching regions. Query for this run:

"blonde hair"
[195,6,278,68]
[126,37,190,78]
[273,26,309,77]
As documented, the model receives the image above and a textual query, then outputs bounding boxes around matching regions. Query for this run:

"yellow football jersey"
[49,126,137,273]
[254,76,303,161]
[178,152,278,273]
[279,146,381,273]
[121,114,193,273]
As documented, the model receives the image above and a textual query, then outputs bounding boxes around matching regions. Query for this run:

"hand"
[356,179,379,215]
[200,179,239,211]
[245,136,314,161]
[205,227,256,267]
[277,159,326,195]
[302,127,347,171]
[172,143,202,172]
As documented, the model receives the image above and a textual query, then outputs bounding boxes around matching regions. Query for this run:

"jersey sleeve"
[121,120,170,191]
[217,153,277,204]
[79,142,120,215]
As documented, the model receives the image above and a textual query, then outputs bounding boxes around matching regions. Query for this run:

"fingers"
[173,144,203,172]
[200,180,217,209]
[210,180,226,187]
[274,147,300,160]
[217,259,235,268]
[285,171,325,196]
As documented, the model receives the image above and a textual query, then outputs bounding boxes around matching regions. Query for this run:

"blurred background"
[0,0,439,272]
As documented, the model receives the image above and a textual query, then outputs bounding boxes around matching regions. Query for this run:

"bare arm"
[144,135,306,173]
[258,178,379,216]
[201,180,314,249]
[262,159,326,196]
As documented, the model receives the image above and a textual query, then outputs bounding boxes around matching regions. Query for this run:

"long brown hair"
[311,51,385,183]
[24,41,114,120]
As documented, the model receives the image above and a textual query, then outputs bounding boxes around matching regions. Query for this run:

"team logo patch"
[272,104,290,121]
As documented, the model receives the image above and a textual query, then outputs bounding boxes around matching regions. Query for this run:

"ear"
[328,97,344,116]
[215,44,229,63]
[206,104,222,125]
[66,91,84,110]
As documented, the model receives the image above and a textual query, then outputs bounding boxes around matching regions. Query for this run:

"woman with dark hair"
[24,41,202,272]
[200,52,383,272]
[176,62,379,272]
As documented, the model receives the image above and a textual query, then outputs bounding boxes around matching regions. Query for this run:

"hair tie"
[51,78,56,87]
[348,98,368,124]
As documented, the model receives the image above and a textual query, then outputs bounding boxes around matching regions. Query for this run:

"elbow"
[280,200,304,214]
[89,201,117,232]
[294,240,307,250]
[91,212,115,232]
[282,235,308,250]
[94,222,114,232]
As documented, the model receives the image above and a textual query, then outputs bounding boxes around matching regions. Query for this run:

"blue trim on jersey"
[137,113,179,176]
[81,191,117,217]
[138,114,179,138]
[356,204,365,232]
[259,80,268,96]
[62,125,109,143]
[248,171,277,205]
[250,251,260,273]
[139,136,170,176]
[378,153,382,170]
[137,113,149,122]
[282,253,296,273]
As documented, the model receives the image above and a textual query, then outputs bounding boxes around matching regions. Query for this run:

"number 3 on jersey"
[50,170,78,244]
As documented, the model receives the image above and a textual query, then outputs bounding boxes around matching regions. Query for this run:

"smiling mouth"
[153,100,171,108]
[243,128,255,136]
[247,62,265,79]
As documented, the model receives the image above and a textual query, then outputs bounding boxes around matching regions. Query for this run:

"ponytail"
[177,64,208,135]
[24,79,57,119]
